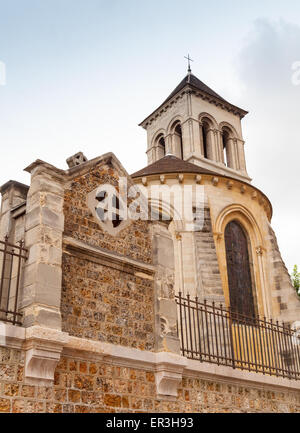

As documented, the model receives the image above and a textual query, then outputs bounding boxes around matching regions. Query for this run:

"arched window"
[200,118,215,160]
[174,123,183,159]
[201,121,210,159]
[156,135,166,159]
[222,129,229,167]
[224,220,256,319]
[222,127,235,169]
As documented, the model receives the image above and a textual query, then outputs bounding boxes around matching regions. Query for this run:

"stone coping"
[1,323,299,393]
[63,236,155,276]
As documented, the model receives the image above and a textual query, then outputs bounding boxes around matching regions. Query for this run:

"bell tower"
[132,66,300,324]
[139,67,251,183]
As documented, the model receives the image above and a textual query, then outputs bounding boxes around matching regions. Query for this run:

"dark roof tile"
[131,155,218,178]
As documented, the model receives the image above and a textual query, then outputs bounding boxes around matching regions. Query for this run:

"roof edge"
[139,82,248,128]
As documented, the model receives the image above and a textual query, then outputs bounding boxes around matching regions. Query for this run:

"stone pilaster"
[170,132,183,159]
[226,137,237,169]
[206,128,216,161]
[0,181,29,242]
[152,223,180,355]
[21,165,65,330]
[237,139,247,173]
[216,130,225,164]
[165,134,173,155]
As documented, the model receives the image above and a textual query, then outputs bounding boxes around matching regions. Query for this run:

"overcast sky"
[0,0,299,273]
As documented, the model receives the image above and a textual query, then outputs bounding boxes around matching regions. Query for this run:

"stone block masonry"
[61,254,155,350]
[0,346,299,413]
[63,162,152,264]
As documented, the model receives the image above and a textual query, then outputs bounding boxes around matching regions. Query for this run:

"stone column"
[181,121,191,159]
[226,138,237,169]
[216,130,225,164]
[187,119,202,157]
[199,122,204,157]
[233,138,240,170]
[21,164,65,330]
[206,128,215,161]
[171,132,183,159]
[165,134,173,155]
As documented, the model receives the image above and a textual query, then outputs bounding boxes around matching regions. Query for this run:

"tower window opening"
[201,121,209,159]
[156,135,166,159]
[174,124,183,159]
[222,129,230,167]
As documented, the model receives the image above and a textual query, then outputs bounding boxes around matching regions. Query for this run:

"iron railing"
[175,293,300,380]
[0,236,27,325]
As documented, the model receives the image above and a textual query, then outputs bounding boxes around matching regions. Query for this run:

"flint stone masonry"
[0,345,299,413]
[61,158,156,350]
[63,161,152,263]
[61,253,155,350]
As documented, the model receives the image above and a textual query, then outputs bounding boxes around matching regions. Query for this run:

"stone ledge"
[23,326,69,386]
[0,322,25,349]
[185,359,300,392]
[63,236,155,277]
[0,324,299,394]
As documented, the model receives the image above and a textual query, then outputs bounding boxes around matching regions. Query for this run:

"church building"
[0,67,299,413]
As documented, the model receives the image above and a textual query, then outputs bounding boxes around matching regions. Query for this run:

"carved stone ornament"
[227,180,234,190]
[212,177,219,186]
[195,174,202,184]
[87,183,131,236]
[155,353,187,399]
[23,327,69,386]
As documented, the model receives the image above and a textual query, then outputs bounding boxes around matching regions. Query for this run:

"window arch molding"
[167,115,184,135]
[218,121,238,138]
[151,129,166,148]
[219,123,238,169]
[152,130,167,160]
[213,204,270,318]
[198,113,218,160]
[168,118,184,159]
[198,112,218,129]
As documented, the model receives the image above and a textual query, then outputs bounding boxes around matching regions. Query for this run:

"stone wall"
[63,161,152,264]
[61,158,156,349]
[0,346,299,413]
[61,253,155,350]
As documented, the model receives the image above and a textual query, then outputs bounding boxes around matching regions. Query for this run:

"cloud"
[235,18,300,272]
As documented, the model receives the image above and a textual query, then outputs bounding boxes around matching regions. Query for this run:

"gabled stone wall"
[63,161,152,263]
[61,159,155,349]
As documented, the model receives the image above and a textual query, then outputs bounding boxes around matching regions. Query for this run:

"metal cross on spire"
[184,54,193,73]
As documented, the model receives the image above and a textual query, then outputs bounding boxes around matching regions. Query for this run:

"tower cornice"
[139,82,248,129]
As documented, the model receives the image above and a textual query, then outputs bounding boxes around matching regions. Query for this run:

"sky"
[0,0,299,273]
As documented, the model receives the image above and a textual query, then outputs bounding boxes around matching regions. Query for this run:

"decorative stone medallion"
[87,183,131,236]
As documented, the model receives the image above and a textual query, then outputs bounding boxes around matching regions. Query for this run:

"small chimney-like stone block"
[66,152,88,169]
